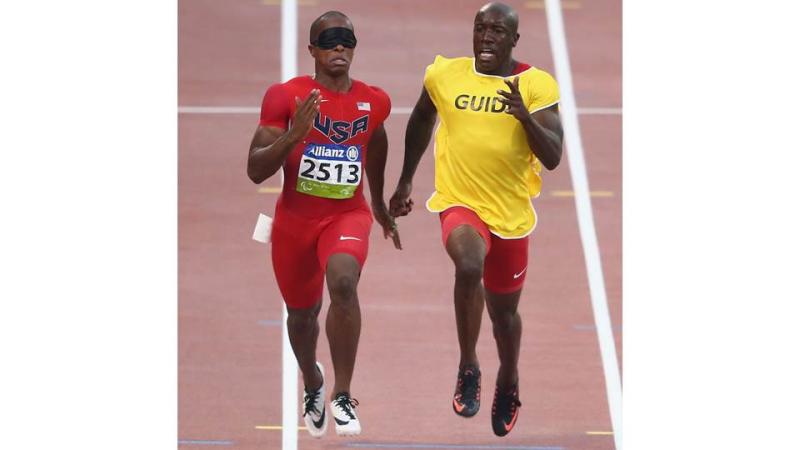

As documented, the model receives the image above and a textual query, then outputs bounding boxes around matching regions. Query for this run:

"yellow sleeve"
[423,55,445,106]
[525,69,560,113]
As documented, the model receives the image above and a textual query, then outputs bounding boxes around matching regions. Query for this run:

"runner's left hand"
[497,77,529,123]
[372,201,402,250]
[389,181,414,217]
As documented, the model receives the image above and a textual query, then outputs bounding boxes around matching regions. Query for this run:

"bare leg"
[485,288,523,389]
[445,225,487,369]
[287,301,323,390]
[325,253,362,398]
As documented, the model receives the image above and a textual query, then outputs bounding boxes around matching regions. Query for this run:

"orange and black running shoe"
[452,365,481,417]
[491,384,522,436]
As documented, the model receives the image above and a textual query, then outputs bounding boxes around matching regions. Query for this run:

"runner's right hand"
[288,89,320,141]
[372,201,402,250]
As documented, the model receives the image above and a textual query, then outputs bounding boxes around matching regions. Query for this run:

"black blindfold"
[312,27,357,50]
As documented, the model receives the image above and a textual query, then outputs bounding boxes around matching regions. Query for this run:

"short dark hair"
[309,11,353,43]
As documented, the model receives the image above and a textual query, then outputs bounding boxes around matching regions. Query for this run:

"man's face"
[472,9,518,74]
[309,19,355,76]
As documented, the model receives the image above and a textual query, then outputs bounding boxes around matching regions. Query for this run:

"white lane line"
[178,106,258,114]
[280,2,297,450]
[177,105,621,115]
[544,0,622,449]
[579,107,622,115]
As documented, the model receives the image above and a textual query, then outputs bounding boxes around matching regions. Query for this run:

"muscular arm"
[247,89,320,184]
[365,123,402,249]
[520,104,563,170]
[247,126,303,184]
[365,124,389,207]
[497,77,564,170]
[388,87,437,217]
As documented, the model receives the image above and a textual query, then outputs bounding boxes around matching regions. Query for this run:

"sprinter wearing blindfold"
[247,10,396,439]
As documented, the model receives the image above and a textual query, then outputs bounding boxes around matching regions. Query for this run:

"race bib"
[296,143,362,199]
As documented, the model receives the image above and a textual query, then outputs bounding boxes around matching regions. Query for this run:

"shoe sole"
[334,423,361,436]
[305,413,327,438]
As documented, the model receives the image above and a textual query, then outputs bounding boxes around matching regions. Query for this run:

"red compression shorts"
[271,206,372,309]
[439,206,529,294]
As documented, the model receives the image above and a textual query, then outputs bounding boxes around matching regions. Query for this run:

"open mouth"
[478,49,495,62]
[331,57,349,66]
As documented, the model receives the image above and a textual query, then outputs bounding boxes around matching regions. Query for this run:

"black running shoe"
[491,384,522,437]
[452,365,481,417]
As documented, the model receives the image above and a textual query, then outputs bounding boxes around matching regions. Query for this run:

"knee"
[328,274,358,305]
[492,315,512,331]
[287,309,317,332]
[490,310,518,331]
[454,257,484,284]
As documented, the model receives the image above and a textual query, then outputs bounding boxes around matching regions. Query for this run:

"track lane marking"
[279,3,298,450]
[346,444,563,450]
[550,190,614,197]
[526,0,581,9]
[178,439,234,446]
[262,0,317,5]
[255,425,307,430]
[544,0,622,448]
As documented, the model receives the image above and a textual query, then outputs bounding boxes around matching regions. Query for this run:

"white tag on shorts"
[252,213,273,243]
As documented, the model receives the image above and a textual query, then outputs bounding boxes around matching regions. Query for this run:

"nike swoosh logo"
[503,409,519,432]
[312,407,325,429]
[513,267,527,279]
[320,99,329,102]
[334,417,349,425]
[339,236,361,241]
[453,398,465,413]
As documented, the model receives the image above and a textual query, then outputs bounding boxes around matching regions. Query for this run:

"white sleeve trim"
[528,100,560,114]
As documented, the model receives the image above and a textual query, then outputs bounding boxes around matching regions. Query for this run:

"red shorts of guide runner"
[439,206,529,294]
[271,205,372,309]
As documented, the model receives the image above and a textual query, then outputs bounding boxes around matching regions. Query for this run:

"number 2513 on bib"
[296,143,362,199]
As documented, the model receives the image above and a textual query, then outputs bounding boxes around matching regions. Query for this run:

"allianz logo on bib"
[305,143,361,162]
[308,145,345,159]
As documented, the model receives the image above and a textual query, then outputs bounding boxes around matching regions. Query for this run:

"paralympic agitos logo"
[454,94,508,113]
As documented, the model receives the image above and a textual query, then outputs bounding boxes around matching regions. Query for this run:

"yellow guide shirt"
[423,55,560,238]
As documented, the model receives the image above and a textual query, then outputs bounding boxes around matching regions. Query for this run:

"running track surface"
[178,1,621,449]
